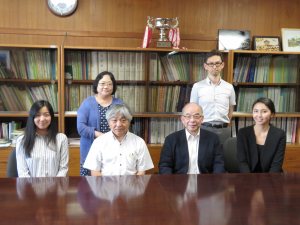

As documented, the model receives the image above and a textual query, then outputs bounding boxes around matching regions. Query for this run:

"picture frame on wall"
[281,28,300,52]
[253,36,281,51]
[218,29,251,50]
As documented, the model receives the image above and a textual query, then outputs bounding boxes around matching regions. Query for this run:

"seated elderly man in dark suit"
[159,102,225,174]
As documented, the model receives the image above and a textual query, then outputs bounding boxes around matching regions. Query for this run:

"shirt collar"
[185,129,200,139]
[110,130,129,143]
[206,76,222,86]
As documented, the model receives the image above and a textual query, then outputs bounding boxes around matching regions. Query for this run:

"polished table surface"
[1,173,300,225]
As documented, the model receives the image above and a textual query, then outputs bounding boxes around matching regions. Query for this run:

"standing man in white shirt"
[190,50,236,144]
[83,104,154,176]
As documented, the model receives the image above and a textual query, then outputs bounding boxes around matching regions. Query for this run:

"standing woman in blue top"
[77,71,123,176]
[237,97,286,173]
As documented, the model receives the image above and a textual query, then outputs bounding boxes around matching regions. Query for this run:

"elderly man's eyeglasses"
[205,61,223,68]
[182,114,203,120]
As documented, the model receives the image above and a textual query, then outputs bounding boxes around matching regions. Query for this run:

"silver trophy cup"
[147,17,179,47]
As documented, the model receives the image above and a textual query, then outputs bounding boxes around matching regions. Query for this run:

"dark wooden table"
[1,173,300,225]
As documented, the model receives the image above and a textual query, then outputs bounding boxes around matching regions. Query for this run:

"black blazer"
[158,129,225,174]
[237,125,286,173]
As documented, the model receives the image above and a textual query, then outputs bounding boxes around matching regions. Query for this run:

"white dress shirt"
[190,77,236,123]
[185,129,200,174]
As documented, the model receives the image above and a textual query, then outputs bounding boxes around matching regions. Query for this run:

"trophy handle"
[147,16,155,28]
[170,17,179,28]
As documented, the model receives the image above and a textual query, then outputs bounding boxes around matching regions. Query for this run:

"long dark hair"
[22,100,57,157]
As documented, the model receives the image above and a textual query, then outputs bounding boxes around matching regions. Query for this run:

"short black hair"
[92,71,117,95]
[252,97,276,114]
[205,50,224,63]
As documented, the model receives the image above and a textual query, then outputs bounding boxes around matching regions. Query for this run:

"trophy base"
[156,41,172,48]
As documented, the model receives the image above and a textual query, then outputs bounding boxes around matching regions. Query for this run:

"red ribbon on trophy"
[168,27,180,48]
[142,25,153,48]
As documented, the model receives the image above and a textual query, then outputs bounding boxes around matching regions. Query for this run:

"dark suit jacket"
[237,125,286,173]
[158,129,225,174]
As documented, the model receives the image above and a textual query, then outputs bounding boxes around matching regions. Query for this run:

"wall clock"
[47,0,78,17]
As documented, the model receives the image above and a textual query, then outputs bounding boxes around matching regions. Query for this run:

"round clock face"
[47,0,78,17]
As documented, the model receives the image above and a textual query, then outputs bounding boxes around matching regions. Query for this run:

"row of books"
[0,121,24,145]
[237,87,296,112]
[0,49,56,80]
[65,51,145,81]
[143,117,298,144]
[0,84,58,112]
[115,85,146,113]
[148,118,184,144]
[2,117,298,145]
[231,117,298,143]
[65,84,94,111]
[65,84,192,113]
[233,54,299,83]
[149,52,209,82]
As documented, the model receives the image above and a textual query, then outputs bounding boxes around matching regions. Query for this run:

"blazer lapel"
[249,127,258,171]
[260,125,276,169]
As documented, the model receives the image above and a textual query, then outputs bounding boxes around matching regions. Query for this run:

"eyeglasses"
[98,82,113,87]
[182,114,203,120]
[205,61,223,68]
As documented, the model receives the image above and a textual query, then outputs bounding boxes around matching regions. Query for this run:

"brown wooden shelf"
[234,82,300,87]
[0,78,58,83]
[64,111,182,118]
[233,112,300,118]
[0,111,59,117]
[231,50,300,55]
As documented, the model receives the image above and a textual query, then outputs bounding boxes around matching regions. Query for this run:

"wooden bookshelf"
[228,50,300,144]
[60,47,230,142]
[1,45,300,175]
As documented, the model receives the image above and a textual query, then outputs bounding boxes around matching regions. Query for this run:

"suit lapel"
[179,130,190,165]
[198,129,207,169]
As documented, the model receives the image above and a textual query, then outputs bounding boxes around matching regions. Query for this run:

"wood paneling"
[0,0,299,49]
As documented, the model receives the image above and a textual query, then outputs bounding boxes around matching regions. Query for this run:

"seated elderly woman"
[83,104,154,176]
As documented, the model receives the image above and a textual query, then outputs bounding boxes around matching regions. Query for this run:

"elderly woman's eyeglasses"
[98,82,113,87]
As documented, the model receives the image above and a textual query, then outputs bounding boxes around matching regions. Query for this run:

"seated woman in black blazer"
[237,97,286,173]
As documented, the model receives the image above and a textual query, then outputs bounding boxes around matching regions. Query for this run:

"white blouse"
[16,133,69,177]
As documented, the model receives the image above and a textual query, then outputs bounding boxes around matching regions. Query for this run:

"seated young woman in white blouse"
[16,100,69,177]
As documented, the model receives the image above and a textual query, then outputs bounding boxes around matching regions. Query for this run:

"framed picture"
[218,29,251,50]
[281,28,300,52]
[253,36,281,51]
[0,50,10,69]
